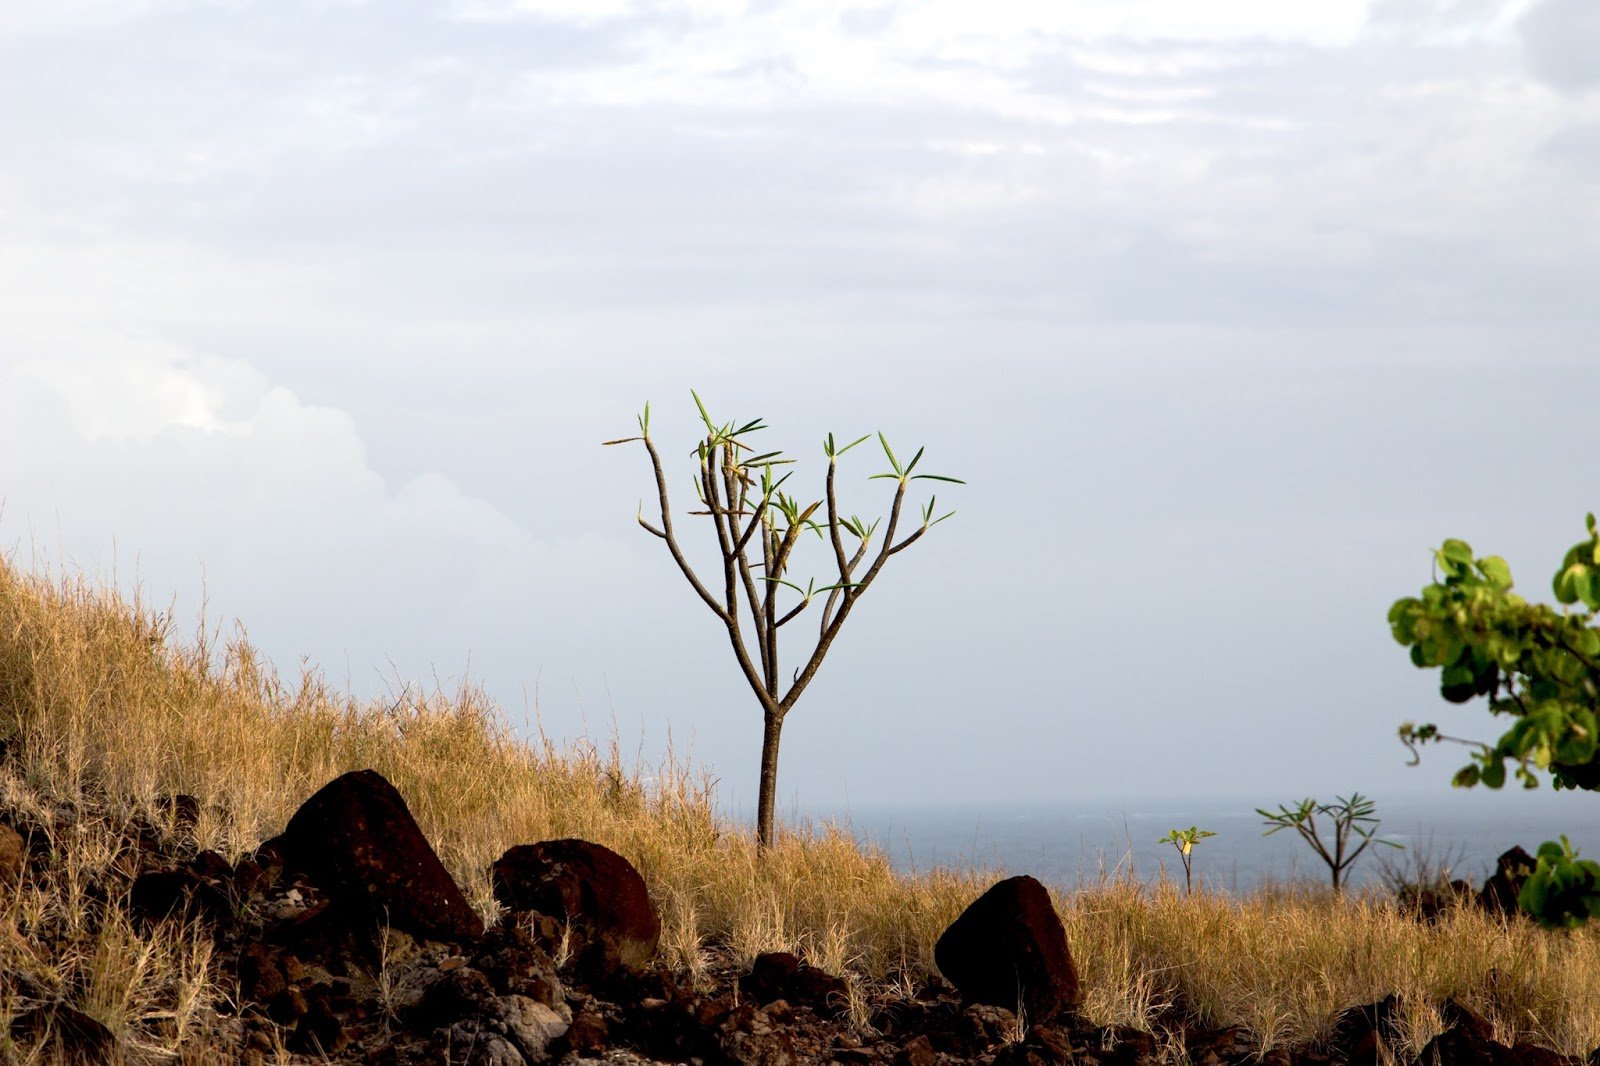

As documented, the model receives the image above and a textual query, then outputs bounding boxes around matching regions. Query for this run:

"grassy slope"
[1,559,1596,1062]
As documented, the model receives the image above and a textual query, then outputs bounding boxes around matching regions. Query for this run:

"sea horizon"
[746,788,1600,894]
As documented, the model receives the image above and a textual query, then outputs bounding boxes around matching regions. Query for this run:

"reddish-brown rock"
[279,769,483,943]
[934,875,1080,1024]
[740,951,850,1017]
[0,822,25,886]
[491,838,659,977]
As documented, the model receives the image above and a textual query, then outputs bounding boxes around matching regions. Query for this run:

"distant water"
[813,791,1600,894]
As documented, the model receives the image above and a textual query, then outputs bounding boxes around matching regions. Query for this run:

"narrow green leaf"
[912,474,967,484]
[691,389,715,432]
[878,432,902,475]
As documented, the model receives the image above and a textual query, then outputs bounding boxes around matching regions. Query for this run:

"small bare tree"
[605,391,963,849]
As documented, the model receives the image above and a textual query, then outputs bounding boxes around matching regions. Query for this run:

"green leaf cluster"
[1388,515,1600,793]
[1518,836,1600,930]
[1156,826,1217,851]
[1389,514,1600,926]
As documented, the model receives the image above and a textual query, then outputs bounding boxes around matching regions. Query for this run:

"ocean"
[818,790,1600,894]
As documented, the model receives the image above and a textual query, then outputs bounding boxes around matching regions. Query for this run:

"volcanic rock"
[129,864,235,927]
[277,768,484,944]
[491,838,659,977]
[1412,1000,1508,1066]
[934,874,1080,1023]
[0,822,24,885]
[1332,994,1404,1066]
[740,951,850,1017]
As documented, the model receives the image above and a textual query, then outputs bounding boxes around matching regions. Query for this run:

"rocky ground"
[3,767,1596,1066]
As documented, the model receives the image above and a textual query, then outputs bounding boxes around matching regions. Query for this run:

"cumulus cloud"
[0,334,560,694]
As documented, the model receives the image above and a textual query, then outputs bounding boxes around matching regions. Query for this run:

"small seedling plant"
[1157,826,1216,893]
[1256,793,1400,894]
[605,391,963,849]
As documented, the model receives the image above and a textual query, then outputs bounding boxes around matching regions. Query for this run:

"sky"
[1,0,1597,817]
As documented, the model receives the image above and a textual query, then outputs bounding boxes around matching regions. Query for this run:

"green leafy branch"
[1388,515,1600,793]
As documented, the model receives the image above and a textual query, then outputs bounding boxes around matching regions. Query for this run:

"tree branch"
[826,458,850,581]
[642,437,730,625]
[783,480,910,711]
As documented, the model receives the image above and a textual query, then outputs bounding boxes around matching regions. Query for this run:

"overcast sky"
[2,0,1597,817]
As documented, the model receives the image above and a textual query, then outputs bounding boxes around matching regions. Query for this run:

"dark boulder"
[1414,1000,1579,1066]
[1332,994,1403,1066]
[278,769,483,944]
[1412,1025,1506,1065]
[1411,1000,1510,1066]
[934,875,1080,1023]
[1479,846,1536,917]
[129,864,235,927]
[491,838,659,977]
[740,951,849,1017]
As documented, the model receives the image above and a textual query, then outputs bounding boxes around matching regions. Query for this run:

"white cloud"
[0,314,557,698]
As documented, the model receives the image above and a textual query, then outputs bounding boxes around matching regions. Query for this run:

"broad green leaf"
[1581,569,1600,611]
[1478,555,1513,590]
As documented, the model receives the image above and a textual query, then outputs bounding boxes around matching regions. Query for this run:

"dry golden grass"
[2,556,1598,1063]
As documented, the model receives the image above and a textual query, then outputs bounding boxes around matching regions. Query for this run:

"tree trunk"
[756,711,784,849]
